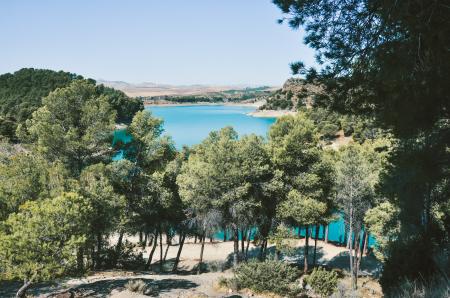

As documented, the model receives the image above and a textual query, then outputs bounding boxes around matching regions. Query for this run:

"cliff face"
[260,78,321,111]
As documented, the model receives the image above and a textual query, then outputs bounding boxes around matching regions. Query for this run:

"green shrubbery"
[233,260,301,296]
[305,267,339,297]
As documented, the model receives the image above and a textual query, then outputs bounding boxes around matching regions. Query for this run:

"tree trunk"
[258,239,265,261]
[348,208,356,290]
[304,225,309,273]
[159,231,163,272]
[96,232,102,269]
[77,247,84,272]
[362,231,369,255]
[324,225,329,243]
[233,227,239,267]
[245,229,251,260]
[16,279,32,298]
[241,229,246,253]
[353,231,361,289]
[223,229,227,242]
[194,235,197,243]
[172,232,186,272]
[148,234,153,246]
[139,231,143,243]
[163,241,170,261]
[145,231,158,270]
[113,230,124,266]
[197,233,206,274]
[313,224,319,267]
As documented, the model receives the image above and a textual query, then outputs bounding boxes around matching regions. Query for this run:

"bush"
[305,267,339,297]
[386,277,450,298]
[233,260,300,296]
[217,276,239,292]
[124,279,148,294]
[320,122,340,140]
[205,260,228,272]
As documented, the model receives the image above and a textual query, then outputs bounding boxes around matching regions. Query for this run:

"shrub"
[305,267,339,297]
[320,122,340,140]
[217,276,239,292]
[233,260,300,296]
[205,260,228,272]
[124,279,148,294]
[387,277,450,298]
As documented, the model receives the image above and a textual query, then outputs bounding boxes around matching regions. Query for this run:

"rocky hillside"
[259,78,321,110]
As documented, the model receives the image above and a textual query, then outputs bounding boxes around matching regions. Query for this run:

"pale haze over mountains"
[98,79,279,97]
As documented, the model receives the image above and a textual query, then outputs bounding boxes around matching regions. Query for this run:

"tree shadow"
[72,277,198,296]
[325,251,382,277]
[1,277,199,298]
[225,244,326,267]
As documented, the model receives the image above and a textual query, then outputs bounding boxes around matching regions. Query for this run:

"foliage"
[305,267,339,297]
[269,224,298,257]
[0,153,75,220]
[0,68,142,141]
[0,68,83,140]
[380,236,444,295]
[385,276,450,298]
[95,84,143,124]
[364,202,400,261]
[19,80,116,176]
[0,193,90,285]
[274,0,450,288]
[233,260,300,296]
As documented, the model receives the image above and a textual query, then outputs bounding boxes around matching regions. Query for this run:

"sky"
[0,0,316,86]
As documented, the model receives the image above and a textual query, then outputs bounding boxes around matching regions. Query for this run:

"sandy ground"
[247,109,296,118]
[0,236,381,298]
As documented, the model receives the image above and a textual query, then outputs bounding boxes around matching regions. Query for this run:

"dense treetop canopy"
[0,68,143,140]
[274,0,450,136]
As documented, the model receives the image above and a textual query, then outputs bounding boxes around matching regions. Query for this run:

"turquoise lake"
[114,105,375,248]
[147,105,276,148]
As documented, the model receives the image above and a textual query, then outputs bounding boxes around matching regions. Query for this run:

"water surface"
[147,105,276,148]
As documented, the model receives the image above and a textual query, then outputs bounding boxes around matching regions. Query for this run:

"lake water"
[114,105,375,248]
[147,105,276,148]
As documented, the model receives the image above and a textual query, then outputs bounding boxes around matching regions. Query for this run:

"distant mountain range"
[97,80,277,97]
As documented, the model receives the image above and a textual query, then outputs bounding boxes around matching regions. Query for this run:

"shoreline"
[247,109,296,118]
[144,100,264,108]
[144,101,296,118]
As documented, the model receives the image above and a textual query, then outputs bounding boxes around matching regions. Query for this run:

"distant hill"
[0,69,143,141]
[98,79,277,97]
[259,78,321,110]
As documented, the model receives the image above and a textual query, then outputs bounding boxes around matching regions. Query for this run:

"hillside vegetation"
[143,86,273,104]
[0,68,143,141]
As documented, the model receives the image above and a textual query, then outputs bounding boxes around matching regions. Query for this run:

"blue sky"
[0,1,316,86]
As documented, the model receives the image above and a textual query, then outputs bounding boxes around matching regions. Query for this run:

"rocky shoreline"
[247,109,296,118]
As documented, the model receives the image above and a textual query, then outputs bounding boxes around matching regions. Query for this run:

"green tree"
[79,163,125,268]
[364,202,400,261]
[0,193,91,297]
[269,113,334,271]
[111,110,176,269]
[335,143,383,289]
[278,190,327,272]
[19,80,116,177]
[0,153,75,220]
[273,0,450,289]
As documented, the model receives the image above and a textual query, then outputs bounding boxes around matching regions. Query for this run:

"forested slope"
[0,68,143,140]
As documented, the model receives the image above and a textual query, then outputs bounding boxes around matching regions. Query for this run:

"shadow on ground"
[325,251,382,277]
[0,277,198,298]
